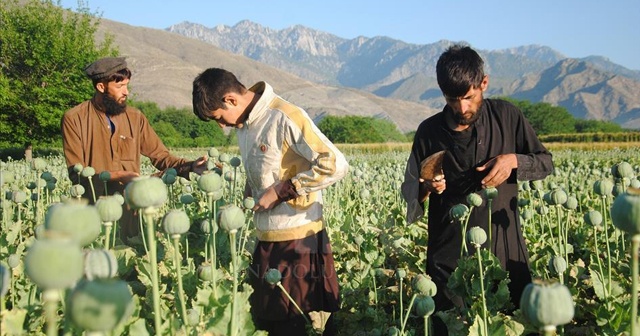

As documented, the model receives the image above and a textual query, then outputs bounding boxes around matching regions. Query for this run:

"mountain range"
[95,18,640,133]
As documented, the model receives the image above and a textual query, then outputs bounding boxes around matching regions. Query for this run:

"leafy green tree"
[0,0,117,147]
[318,115,406,143]
[502,98,575,135]
[575,119,623,133]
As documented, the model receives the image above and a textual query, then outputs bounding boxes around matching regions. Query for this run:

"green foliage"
[0,0,118,147]
[317,115,408,143]
[130,101,232,148]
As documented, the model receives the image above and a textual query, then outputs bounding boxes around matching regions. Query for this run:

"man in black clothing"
[401,44,554,334]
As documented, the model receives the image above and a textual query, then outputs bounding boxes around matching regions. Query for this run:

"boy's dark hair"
[192,68,247,121]
[436,44,485,98]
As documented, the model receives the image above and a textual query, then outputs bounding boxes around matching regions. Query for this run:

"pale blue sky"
[60,0,640,70]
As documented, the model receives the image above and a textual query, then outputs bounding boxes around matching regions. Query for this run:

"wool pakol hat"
[85,57,127,80]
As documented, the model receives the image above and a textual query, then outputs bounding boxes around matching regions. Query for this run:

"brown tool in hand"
[419,150,446,199]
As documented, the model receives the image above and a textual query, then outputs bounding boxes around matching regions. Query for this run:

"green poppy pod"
[449,204,469,221]
[11,190,27,204]
[99,171,111,182]
[360,189,371,199]
[611,187,640,235]
[265,268,282,285]
[530,180,544,191]
[179,193,195,205]
[218,204,246,232]
[631,179,640,189]
[197,263,214,281]
[208,147,219,158]
[548,188,568,206]
[73,163,84,173]
[45,200,102,246]
[199,219,218,234]
[612,161,634,179]
[81,166,96,178]
[522,209,534,221]
[24,234,84,290]
[197,171,223,193]
[518,198,531,207]
[209,189,224,201]
[584,210,603,227]
[219,153,231,164]
[0,264,9,297]
[563,195,578,210]
[467,226,487,247]
[67,279,134,332]
[166,167,177,177]
[70,184,85,198]
[482,187,498,200]
[112,192,125,205]
[388,326,401,336]
[95,196,123,223]
[84,248,118,280]
[466,193,483,207]
[548,255,567,275]
[31,157,47,171]
[7,254,20,269]
[414,295,436,317]
[124,176,168,210]
[593,179,614,197]
[40,171,54,182]
[224,171,234,182]
[186,308,200,326]
[243,197,255,210]
[520,279,574,329]
[395,268,407,280]
[162,172,177,185]
[536,205,549,215]
[230,156,242,167]
[162,209,191,236]
[612,183,625,197]
[412,274,437,296]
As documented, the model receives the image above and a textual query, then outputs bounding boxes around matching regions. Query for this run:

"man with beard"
[61,57,207,241]
[401,44,553,334]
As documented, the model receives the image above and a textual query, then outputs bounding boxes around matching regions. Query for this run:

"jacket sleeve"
[401,150,425,224]
[61,112,84,181]
[283,111,349,196]
[513,108,554,181]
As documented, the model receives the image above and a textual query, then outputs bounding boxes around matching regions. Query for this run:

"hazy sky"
[59,0,640,70]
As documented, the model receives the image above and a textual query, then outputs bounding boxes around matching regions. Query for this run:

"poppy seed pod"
[124,176,168,210]
[197,263,214,281]
[449,204,469,221]
[31,158,47,171]
[218,204,246,233]
[45,201,102,246]
[84,248,118,280]
[40,171,54,182]
[230,156,242,167]
[25,234,84,290]
[482,187,498,200]
[414,295,436,317]
[186,308,200,326]
[208,147,219,158]
[70,184,85,198]
[197,171,223,193]
[243,197,255,210]
[563,195,578,210]
[611,187,640,235]
[81,166,96,178]
[412,274,437,297]
[548,255,567,275]
[593,179,614,197]
[67,279,134,332]
[95,196,123,223]
[395,268,407,280]
[179,193,195,205]
[99,171,111,182]
[11,190,27,204]
[162,173,177,185]
[520,279,574,329]
[0,171,15,185]
[467,226,487,247]
[265,268,282,285]
[584,210,603,228]
[548,188,568,206]
[218,153,231,164]
[466,193,483,207]
[162,209,191,237]
[7,254,20,269]
[612,161,634,179]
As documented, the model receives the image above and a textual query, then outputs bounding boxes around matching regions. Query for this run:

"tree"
[318,115,407,143]
[0,0,117,147]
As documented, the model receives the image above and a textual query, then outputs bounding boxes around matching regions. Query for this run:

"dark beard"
[103,93,126,116]
[453,110,481,125]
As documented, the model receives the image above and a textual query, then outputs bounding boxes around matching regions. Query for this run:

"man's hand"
[110,171,139,185]
[476,154,517,188]
[191,156,209,175]
[419,176,446,202]
[252,185,280,212]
